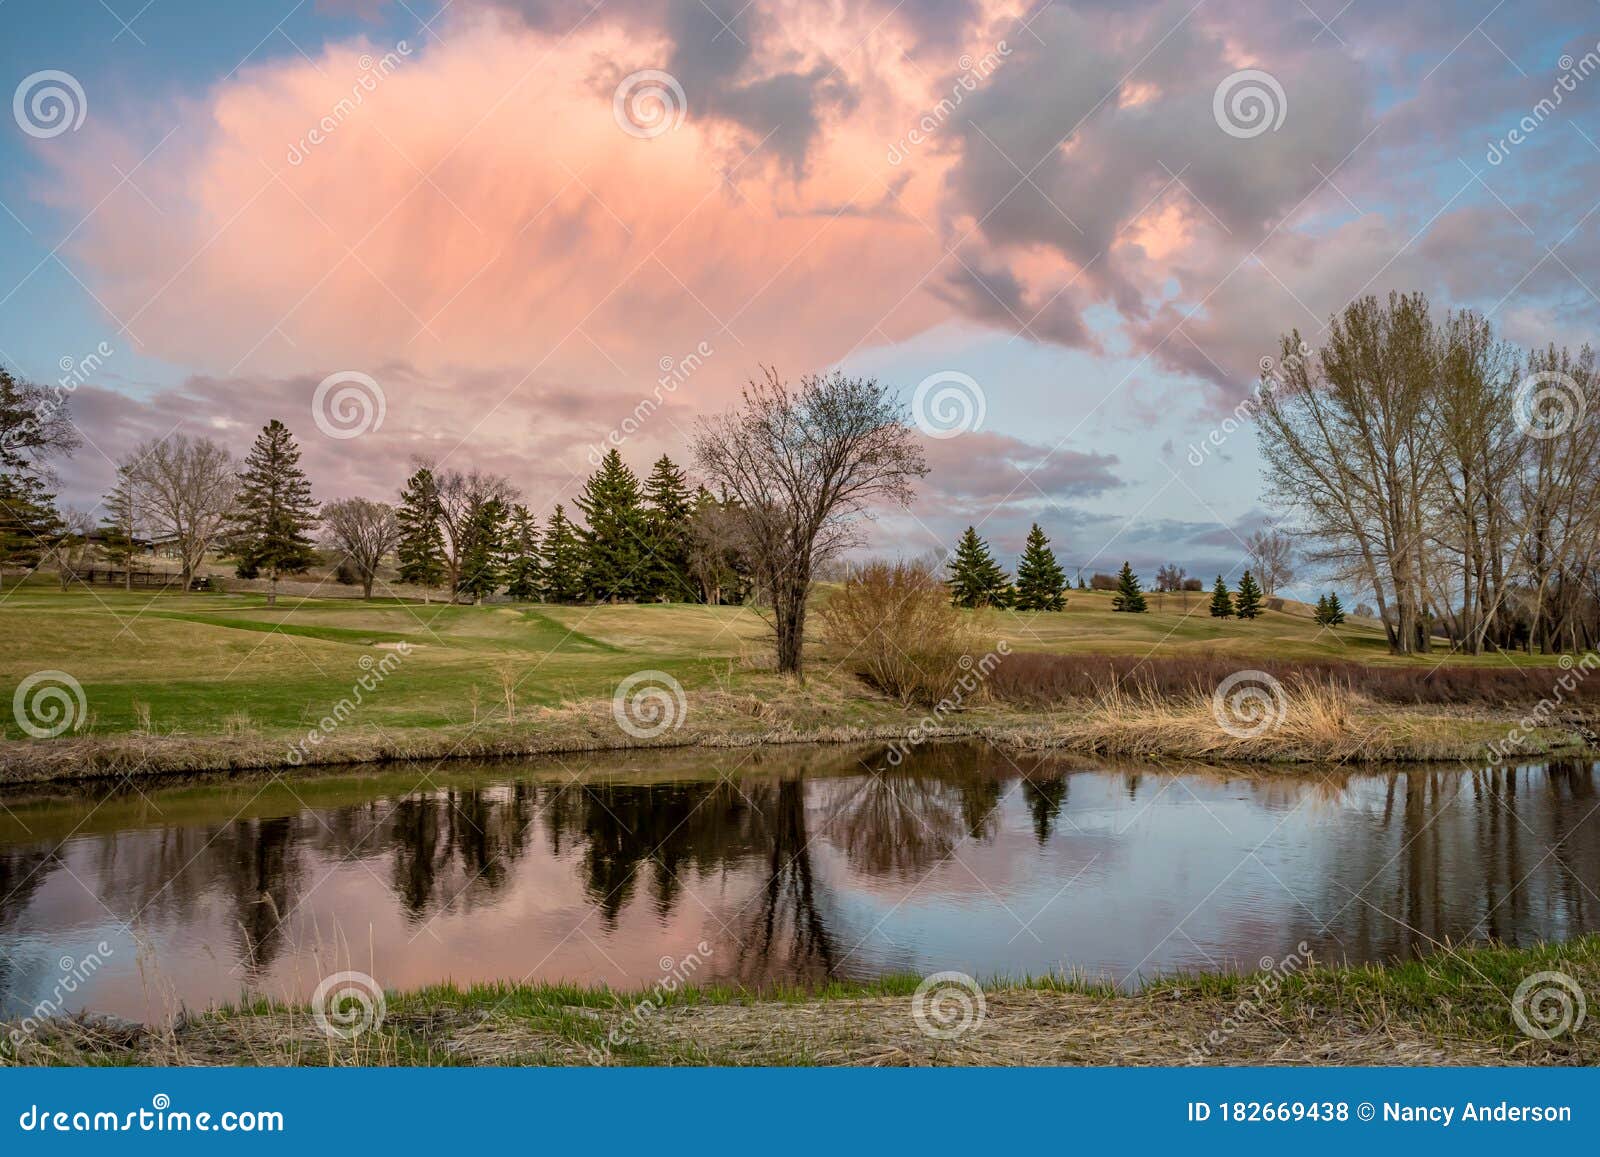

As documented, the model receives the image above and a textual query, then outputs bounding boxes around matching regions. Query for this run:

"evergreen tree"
[396,466,447,602]
[541,504,587,603]
[1012,523,1068,611]
[502,503,542,601]
[1209,575,1234,618]
[0,473,59,591]
[574,449,647,601]
[455,497,506,602]
[1315,592,1345,626]
[641,454,695,601]
[945,526,1011,608]
[1077,574,1088,590]
[1235,569,1264,619]
[227,419,318,605]
[1111,561,1147,613]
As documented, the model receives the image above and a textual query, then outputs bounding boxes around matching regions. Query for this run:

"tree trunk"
[362,575,375,599]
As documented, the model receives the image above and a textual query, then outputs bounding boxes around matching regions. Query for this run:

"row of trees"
[944,524,1157,613]
[1260,291,1600,654]
[3,364,932,679]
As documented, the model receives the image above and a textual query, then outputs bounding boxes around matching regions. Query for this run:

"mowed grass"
[0,584,767,736]
[0,580,1572,742]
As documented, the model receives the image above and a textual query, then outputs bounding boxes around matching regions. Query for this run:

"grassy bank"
[9,937,1596,1066]
[0,585,1592,782]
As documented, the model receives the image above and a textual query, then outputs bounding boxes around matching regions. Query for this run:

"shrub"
[983,651,1600,708]
[1181,577,1204,591]
[1089,572,1118,591]
[819,560,984,706]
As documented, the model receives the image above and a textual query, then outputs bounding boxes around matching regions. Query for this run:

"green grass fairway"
[0,581,1566,741]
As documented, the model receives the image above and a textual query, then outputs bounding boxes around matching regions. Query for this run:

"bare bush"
[818,560,982,706]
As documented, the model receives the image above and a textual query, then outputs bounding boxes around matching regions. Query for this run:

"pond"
[2,742,1597,1022]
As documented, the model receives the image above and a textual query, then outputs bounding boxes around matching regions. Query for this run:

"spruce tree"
[0,473,59,591]
[541,504,587,603]
[1111,561,1147,613]
[455,497,506,603]
[502,503,542,601]
[396,467,447,602]
[1235,569,1264,619]
[1209,575,1234,618]
[1318,592,1345,626]
[946,526,1010,608]
[1313,594,1330,625]
[1012,523,1068,611]
[642,454,695,601]
[574,449,647,601]
[227,419,318,605]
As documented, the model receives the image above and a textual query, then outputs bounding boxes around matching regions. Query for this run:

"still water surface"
[2,743,1598,1020]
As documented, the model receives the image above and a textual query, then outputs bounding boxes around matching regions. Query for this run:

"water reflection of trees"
[5,754,1597,986]
[1311,761,1600,963]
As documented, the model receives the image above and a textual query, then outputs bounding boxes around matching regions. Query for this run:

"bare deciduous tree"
[321,497,399,599]
[428,464,519,601]
[692,367,928,677]
[118,435,237,589]
[1243,528,1295,597]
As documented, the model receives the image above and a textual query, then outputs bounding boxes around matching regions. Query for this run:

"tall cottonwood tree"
[1258,293,1440,653]
[693,368,927,677]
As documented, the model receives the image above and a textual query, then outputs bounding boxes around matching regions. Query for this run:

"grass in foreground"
[8,937,1596,1067]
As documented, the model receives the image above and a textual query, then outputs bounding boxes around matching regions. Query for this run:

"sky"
[3,0,1599,594]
